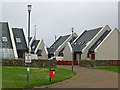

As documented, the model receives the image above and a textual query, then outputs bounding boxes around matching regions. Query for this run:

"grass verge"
[2,66,76,88]
[94,66,120,73]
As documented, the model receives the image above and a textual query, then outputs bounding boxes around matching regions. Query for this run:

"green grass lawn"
[94,66,120,73]
[2,66,76,88]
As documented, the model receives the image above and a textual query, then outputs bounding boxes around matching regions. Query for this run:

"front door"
[18,51,25,58]
[73,54,76,61]
[91,54,95,60]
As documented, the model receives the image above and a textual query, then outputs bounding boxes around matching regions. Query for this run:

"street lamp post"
[28,5,32,50]
[72,28,74,72]
[27,4,32,86]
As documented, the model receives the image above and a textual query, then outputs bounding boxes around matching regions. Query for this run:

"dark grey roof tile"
[12,28,27,51]
[72,27,102,52]
[59,36,77,55]
[69,36,77,44]
[31,40,40,53]
[89,30,111,52]
[0,22,13,49]
[48,34,70,54]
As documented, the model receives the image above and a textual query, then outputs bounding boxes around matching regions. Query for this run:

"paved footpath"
[38,65,119,88]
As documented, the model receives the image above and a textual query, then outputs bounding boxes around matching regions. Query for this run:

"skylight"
[79,42,82,44]
[81,41,85,44]
[79,41,84,45]
[2,37,8,42]
[16,38,21,43]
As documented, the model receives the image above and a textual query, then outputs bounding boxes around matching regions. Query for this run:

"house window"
[2,37,8,42]
[91,54,95,60]
[16,38,21,43]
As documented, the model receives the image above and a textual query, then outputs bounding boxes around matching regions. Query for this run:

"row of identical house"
[0,22,48,59]
[0,22,120,63]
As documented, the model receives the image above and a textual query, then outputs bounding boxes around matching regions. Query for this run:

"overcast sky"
[1,1,118,47]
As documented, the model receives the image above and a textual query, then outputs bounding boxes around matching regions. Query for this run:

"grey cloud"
[2,2,118,46]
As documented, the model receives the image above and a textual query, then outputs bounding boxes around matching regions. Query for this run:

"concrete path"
[38,65,119,88]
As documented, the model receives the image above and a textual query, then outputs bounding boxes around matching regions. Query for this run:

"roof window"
[2,37,8,42]
[81,41,85,44]
[79,42,81,44]
[16,38,21,43]
[79,41,84,45]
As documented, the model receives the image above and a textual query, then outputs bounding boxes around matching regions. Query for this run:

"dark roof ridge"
[72,27,102,52]
[49,34,71,48]
[50,36,62,48]
[89,29,111,52]
[31,39,40,53]
[73,30,86,43]
[86,27,103,32]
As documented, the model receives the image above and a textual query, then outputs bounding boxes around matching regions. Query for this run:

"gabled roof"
[69,36,77,44]
[72,27,102,53]
[89,30,111,52]
[12,28,27,51]
[29,37,32,42]
[48,34,70,54]
[31,40,40,53]
[0,22,13,49]
[59,36,77,55]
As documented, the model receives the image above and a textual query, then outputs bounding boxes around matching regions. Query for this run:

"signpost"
[25,53,31,86]
[25,53,31,63]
